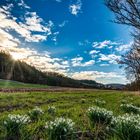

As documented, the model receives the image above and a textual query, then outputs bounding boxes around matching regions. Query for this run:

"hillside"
[0,79,48,89]
[105,84,125,90]
[0,52,102,88]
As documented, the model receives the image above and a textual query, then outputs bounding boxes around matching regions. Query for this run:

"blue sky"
[0,0,132,84]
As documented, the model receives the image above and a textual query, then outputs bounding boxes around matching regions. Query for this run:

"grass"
[0,90,140,139]
[0,79,48,89]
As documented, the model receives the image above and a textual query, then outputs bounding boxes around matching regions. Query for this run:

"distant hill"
[0,52,103,88]
[105,84,125,90]
[79,80,104,88]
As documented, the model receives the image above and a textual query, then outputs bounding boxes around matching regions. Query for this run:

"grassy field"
[0,79,48,89]
[0,90,140,139]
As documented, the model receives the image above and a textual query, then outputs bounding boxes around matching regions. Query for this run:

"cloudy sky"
[0,0,132,84]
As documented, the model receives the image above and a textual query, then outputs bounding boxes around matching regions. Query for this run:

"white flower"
[47,106,56,114]
[120,103,140,114]
[4,114,30,126]
[87,106,113,125]
[31,106,44,114]
[45,117,74,131]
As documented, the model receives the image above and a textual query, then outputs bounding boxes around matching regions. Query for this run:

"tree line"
[0,51,103,88]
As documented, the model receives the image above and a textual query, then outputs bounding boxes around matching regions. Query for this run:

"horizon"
[0,0,132,84]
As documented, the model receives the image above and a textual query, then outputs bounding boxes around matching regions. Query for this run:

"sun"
[10,52,25,60]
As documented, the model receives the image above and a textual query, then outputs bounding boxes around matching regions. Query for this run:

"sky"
[0,0,133,84]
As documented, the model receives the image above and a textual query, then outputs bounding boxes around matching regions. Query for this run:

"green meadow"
[0,79,48,89]
[0,90,140,139]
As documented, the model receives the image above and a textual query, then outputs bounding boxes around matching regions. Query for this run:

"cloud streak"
[71,57,95,67]
[71,71,127,84]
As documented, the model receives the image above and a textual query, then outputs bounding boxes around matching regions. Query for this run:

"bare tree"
[105,0,140,89]
[119,36,140,81]
[105,0,140,30]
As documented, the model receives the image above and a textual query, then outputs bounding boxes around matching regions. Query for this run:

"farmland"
[0,89,140,139]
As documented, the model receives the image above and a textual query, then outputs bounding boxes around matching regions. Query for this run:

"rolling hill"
[0,52,102,88]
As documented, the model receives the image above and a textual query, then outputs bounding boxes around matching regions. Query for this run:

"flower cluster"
[4,114,30,126]
[4,114,31,139]
[87,107,113,125]
[33,106,44,114]
[47,106,56,114]
[111,114,140,140]
[120,103,140,114]
[45,117,75,140]
[94,99,106,106]
[28,106,44,121]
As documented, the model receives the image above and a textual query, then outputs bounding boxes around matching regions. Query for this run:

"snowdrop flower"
[45,117,75,140]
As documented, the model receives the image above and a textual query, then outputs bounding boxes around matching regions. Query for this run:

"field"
[0,79,48,89]
[0,89,140,139]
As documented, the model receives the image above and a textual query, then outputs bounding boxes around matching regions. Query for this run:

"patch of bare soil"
[0,86,96,93]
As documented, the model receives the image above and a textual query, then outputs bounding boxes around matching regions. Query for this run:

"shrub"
[4,114,30,140]
[120,103,140,114]
[111,114,140,140]
[47,106,56,115]
[87,107,113,126]
[28,106,44,122]
[45,117,75,140]
[94,99,106,106]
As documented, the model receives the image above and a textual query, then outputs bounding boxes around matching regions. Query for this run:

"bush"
[94,99,106,107]
[28,106,44,122]
[45,117,75,140]
[120,103,140,114]
[47,106,56,115]
[111,114,140,140]
[87,107,113,126]
[4,114,30,140]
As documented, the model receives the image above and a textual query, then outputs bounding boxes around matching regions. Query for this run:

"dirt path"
[0,86,96,93]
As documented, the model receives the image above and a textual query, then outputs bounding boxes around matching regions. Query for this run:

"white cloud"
[59,20,68,27]
[100,64,110,67]
[0,28,20,48]
[71,57,95,67]
[99,54,121,64]
[23,12,52,33]
[51,31,59,43]
[71,71,127,84]
[83,60,95,66]
[116,42,133,52]
[26,54,70,75]
[0,2,68,75]
[78,40,91,46]
[89,50,100,55]
[0,5,53,43]
[71,56,83,61]
[18,0,30,9]
[92,40,118,49]
[62,60,69,65]
[0,42,70,75]
[69,0,82,16]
